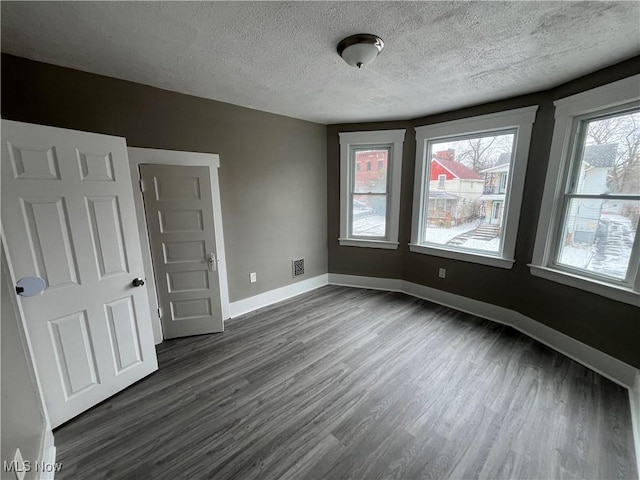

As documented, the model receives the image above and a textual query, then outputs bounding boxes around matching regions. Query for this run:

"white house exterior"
[479,158,510,226]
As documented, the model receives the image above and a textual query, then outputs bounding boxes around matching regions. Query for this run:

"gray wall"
[1,54,328,303]
[1,245,47,480]
[328,57,640,369]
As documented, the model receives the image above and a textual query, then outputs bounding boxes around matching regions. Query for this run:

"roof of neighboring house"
[480,152,512,173]
[428,190,459,200]
[432,158,483,180]
[583,144,617,168]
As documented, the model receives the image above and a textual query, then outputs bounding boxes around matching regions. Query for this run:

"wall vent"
[292,258,305,278]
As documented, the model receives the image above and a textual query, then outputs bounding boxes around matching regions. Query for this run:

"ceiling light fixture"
[337,33,384,69]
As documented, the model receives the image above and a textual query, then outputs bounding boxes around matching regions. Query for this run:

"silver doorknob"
[132,278,145,287]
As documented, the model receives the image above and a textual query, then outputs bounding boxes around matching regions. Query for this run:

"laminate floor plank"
[53,285,638,479]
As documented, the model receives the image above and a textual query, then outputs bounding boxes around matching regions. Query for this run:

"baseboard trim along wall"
[229,274,329,319]
[631,373,640,478]
[37,426,56,480]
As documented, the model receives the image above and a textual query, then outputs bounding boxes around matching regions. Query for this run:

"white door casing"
[1,120,158,428]
[128,147,230,343]
[140,164,224,338]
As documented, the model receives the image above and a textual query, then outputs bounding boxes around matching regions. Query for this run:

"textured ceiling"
[1,1,639,125]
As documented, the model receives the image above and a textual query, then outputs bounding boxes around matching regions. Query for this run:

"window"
[437,174,446,190]
[339,129,406,249]
[499,173,508,192]
[531,75,640,305]
[410,107,538,268]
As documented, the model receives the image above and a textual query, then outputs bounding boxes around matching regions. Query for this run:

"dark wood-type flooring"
[54,285,638,479]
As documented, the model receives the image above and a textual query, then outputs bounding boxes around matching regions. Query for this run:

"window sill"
[338,238,399,250]
[528,264,639,307]
[408,244,515,269]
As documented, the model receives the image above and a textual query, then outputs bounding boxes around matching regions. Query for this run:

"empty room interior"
[2,2,640,479]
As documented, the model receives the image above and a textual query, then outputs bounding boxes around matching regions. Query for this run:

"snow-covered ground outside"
[463,238,500,252]
[353,215,386,237]
[424,221,501,252]
[558,245,590,269]
[558,213,635,279]
[424,222,479,244]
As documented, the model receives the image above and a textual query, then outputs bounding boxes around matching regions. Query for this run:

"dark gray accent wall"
[1,54,328,303]
[328,57,640,368]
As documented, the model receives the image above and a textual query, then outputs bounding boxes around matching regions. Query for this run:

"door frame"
[128,148,230,343]
[1,232,56,468]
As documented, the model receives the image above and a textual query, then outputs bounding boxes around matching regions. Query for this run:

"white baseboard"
[229,274,329,319]
[328,273,403,293]
[631,373,640,477]
[37,426,56,480]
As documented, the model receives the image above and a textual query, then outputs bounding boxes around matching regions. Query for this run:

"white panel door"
[1,120,158,428]
[140,164,223,338]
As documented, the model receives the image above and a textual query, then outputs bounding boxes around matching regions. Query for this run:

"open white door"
[1,120,158,428]
[140,164,224,338]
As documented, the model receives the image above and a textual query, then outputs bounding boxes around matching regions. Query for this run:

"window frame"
[348,145,392,240]
[339,129,406,249]
[530,75,640,306]
[410,106,538,268]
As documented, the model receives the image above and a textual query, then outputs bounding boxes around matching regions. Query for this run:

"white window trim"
[410,106,538,269]
[339,129,406,249]
[530,74,640,306]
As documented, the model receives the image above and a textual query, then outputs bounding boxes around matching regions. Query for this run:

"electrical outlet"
[250,272,257,283]
[438,268,446,279]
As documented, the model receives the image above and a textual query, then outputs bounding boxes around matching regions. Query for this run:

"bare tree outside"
[557,109,640,280]
[444,133,514,171]
[583,111,640,194]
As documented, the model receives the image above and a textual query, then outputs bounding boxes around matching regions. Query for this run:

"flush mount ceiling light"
[337,33,384,69]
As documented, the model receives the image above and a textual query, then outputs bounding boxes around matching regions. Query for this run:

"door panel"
[85,196,129,277]
[140,164,223,338]
[21,197,80,287]
[49,310,99,397]
[162,240,207,264]
[105,296,143,373]
[167,270,210,292]
[154,175,202,200]
[159,209,204,233]
[1,120,158,427]
[78,151,115,181]
[8,143,61,180]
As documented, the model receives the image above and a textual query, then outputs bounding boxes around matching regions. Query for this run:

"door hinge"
[139,179,145,193]
[157,308,161,318]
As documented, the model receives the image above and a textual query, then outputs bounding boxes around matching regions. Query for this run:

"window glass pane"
[352,194,387,237]
[354,149,388,194]
[575,110,640,195]
[557,198,639,280]
[422,132,515,254]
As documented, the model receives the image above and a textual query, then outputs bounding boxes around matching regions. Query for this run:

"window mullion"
[565,193,640,201]
[550,192,574,267]
[624,220,640,286]
[566,118,588,194]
